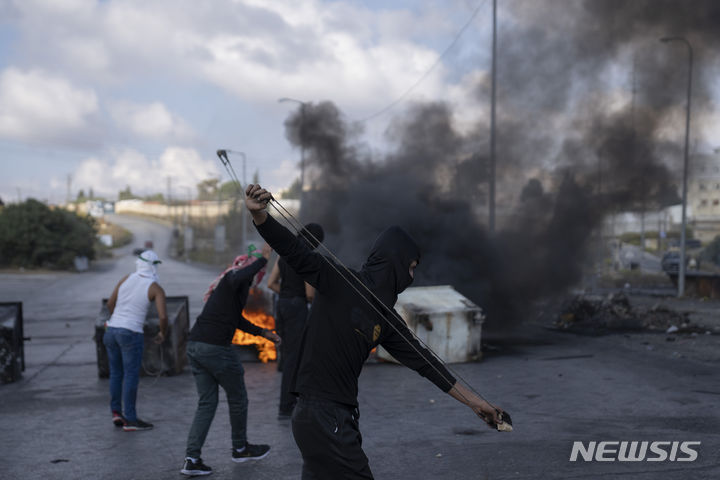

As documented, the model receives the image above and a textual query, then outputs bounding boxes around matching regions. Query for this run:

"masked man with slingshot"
[244,183,509,480]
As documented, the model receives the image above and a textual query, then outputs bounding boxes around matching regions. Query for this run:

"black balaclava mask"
[361,226,420,308]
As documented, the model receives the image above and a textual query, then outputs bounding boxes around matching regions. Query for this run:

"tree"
[0,199,96,269]
[219,181,241,200]
[144,193,165,202]
[118,186,136,200]
[700,236,720,266]
[196,178,220,201]
[77,189,86,202]
[279,178,302,199]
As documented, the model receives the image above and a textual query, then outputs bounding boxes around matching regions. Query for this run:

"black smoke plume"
[281,1,719,328]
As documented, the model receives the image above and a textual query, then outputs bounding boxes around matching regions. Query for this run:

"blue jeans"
[103,327,144,421]
[185,341,249,458]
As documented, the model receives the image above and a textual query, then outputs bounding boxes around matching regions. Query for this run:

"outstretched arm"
[381,313,506,430]
[237,315,282,345]
[448,382,504,429]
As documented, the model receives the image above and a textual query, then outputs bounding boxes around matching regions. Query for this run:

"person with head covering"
[245,184,505,479]
[104,250,168,431]
[180,243,281,477]
[267,222,325,419]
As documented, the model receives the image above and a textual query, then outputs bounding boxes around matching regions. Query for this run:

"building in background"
[686,149,720,244]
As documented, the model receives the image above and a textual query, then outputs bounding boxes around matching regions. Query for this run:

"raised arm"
[245,184,335,293]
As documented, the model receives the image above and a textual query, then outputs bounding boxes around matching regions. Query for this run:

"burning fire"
[232,310,277,363]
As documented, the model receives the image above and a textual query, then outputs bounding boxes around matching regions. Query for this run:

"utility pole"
[633,57,646,255]
[660,36,693,297]
[489,0,497,233]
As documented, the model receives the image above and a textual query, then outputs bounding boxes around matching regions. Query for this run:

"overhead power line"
[358,0,489,123]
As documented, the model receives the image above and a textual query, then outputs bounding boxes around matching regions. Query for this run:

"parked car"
[661,251,700,273]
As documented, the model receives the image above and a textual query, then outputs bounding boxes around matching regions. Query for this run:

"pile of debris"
[554,293,701,335]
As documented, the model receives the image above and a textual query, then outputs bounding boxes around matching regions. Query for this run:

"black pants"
[277,297,307,413]
[292,396,373,480]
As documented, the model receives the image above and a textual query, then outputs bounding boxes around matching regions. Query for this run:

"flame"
[232,310,277,363]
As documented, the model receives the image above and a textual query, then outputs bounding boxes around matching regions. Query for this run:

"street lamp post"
[278,97,307,217]
[660,36,693,297]
[179,185,192,261]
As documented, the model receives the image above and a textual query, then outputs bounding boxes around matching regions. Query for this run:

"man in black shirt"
[245,184,504,480]
[180,244,281,477]
[267,223,325,419]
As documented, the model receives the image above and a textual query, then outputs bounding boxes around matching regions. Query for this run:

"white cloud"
[196,9,447,110]
[0,67,98,143]
[3,0,497,202]
[73,147,219,198]
[266,158,300,193]
[109,100,194,142]
[8,0,463,111]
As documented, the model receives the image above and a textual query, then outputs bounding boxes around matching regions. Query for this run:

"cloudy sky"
[0,0,495,204]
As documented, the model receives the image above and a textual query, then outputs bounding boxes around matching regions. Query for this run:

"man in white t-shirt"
[104,250,168,431]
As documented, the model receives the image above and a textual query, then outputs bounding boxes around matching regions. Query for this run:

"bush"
[0,199,97,269]
[700,235,720,266]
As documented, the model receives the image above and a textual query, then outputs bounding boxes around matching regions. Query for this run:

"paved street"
[1,215,719,479]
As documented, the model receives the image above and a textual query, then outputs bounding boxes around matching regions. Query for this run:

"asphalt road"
[617,244,662,273]
[0,215,719,479]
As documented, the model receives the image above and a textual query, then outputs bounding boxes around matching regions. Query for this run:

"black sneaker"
[123,419,153,431]
[181,457,212,476]
[112,411,125,427]
[231,443,270,463]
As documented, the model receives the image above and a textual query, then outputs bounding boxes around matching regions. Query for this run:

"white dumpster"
[376,285,485,364]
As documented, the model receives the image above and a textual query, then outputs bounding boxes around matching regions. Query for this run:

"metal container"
[0,302,25,384]
[376,285,484,364]
[95,296,189,377]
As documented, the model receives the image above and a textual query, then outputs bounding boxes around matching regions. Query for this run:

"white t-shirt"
[107,272,155,333]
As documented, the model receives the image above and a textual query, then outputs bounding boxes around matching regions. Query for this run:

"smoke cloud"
[281,1,719,328]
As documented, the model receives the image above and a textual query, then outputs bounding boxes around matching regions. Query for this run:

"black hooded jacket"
[256,214,455,407]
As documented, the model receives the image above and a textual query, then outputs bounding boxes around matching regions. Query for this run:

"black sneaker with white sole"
[122,419,153,431]
[181,457,213,476]
[231,443,270,463]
